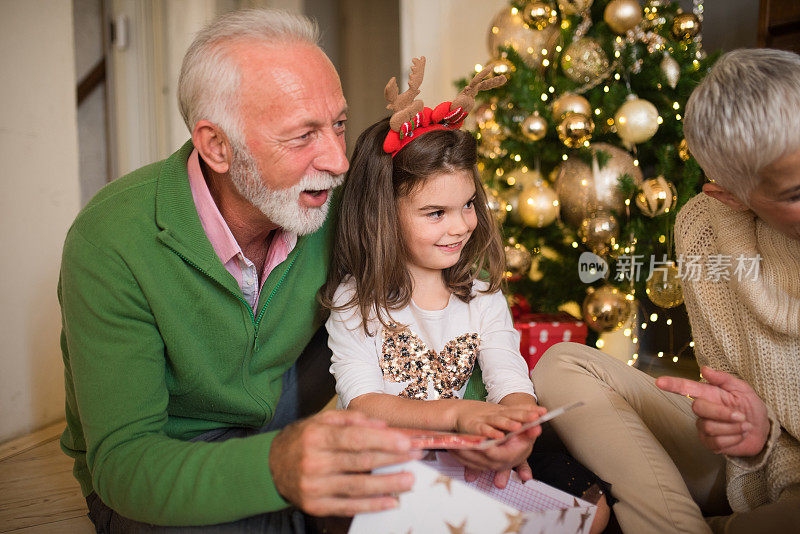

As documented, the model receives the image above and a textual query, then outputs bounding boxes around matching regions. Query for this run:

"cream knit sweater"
[675,193,800,512]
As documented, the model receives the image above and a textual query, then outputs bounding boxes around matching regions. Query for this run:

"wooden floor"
[0,422,94,533]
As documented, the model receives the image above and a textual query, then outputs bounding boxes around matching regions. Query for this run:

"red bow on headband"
[382,57,506,157]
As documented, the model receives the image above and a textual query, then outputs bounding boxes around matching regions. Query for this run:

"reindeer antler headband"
[382,57,507,157]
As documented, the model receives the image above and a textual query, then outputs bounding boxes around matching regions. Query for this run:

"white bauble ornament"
[615,96,659,144]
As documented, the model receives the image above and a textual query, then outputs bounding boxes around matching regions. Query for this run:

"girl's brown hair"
[319,117,505,335]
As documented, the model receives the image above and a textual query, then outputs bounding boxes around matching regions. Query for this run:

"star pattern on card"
[445,519,467,534]
[577,509,592,533]
[433,474,454,494]
[502,511,526,533]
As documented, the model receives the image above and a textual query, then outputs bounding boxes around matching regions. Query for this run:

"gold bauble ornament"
[555,143,643,228]
[485,57,515,78]
[518,180,559,228]
[505,243,533,281]
[614,95,660,144]
[558,113,594,148]
[660,53,680,89]
[561,38,610,83]
[604,0,643,34]
[557,0,593,15]
[523,1,558,30]
[505,166,541,189]
[578,211,619,256]
[484,187,508,224]
[521,112,548,141]
[552,93,592,121]
[646,263,684,308]
[582,285,633,333]
[678,138,691,161]
[635,176,678,217]
[672,12,701,41]
[487,7,560,71]
[478,119,505,157]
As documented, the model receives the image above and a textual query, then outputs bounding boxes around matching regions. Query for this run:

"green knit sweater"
[58,141,335,525]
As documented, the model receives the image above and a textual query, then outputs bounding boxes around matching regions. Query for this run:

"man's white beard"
[229,143,344,235]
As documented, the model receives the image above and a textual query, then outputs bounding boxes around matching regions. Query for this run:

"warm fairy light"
[595,108,601,115]
[673,356,679,362]
[581,179,588,186]
[507,177,516,185]
[673,102,680,110]
[689,341,695,347]
[632,337,638,344]
[659,235,666,243]
[541,93,548,101]
[583,140,590,147]
[633,353,638,359]
[528,47,535,54]
[641,323,648,329]
[633,159,639,166]
[623,328,632,337]
[603,86,609,93]
[625,293,634,301]
[614,73,621,80]
[658,351,664,357]
[553,200,559,206]
[562,154,569,160]
[511,7,518,14]
[542,49,548,55]
[475,63,483,72]
[496,168,504,176]
[614,50,621,58]
[514,154,521,162]
[650,313,658,322]
[606,118,614,126]
[627,360,634,366]
[556,45,562,52]
[596,339,605,348]
[625,199,631,205]
[572,241,578,248]
[561,20,570,29]
[549,86,555,93]
[666,319,673,325]
[676,114,682,120]
[657,116,663,124]
[543,59,551,67]
[506,204,512,211]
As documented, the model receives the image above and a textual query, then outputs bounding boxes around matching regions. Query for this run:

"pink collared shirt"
[187,149,297,310]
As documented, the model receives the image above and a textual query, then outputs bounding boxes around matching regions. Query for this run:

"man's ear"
[192,120,232,174]
[702,182,749,212]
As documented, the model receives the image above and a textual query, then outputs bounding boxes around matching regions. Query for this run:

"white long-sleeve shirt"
[327,279,535,409]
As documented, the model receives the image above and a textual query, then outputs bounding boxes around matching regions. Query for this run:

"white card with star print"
[349,452,596,534]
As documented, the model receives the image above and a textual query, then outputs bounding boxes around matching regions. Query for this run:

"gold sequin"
[380,326,479,400]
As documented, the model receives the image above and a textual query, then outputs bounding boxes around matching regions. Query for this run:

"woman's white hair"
[177,9,319,145]
[684,48,800,203]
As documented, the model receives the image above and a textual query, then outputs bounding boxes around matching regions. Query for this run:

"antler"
[385,57,426,132]
[451,65,506,115]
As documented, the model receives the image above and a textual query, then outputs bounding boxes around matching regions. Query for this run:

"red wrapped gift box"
[514,313,588,377]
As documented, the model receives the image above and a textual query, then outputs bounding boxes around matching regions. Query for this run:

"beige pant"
[532,342,800,534]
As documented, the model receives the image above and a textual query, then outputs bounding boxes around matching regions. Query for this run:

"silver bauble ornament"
[671,12,701,41]
[521,112,548,141]
[557,113,595,148]
[660,53,680,89]
[646,263,684,308]
[552,93,592,121]
[578,211,619,256]
[561,38,610,83]
[582,285,633,333]
[555,143,643,228]
[615,95,660,144]
[523,1,558,30]
[505,243,533,281]
[518,180,559,228]
[484,187,508,224]
[635,176,677,217]
[604,0,643,34]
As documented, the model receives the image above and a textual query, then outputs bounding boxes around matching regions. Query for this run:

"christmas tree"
[461,0,716,364]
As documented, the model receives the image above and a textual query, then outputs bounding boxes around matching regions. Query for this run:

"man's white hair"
[684,48,800,203]
[177,8,320,144]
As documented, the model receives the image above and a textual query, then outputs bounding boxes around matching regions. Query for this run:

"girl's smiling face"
[397,169,478,280]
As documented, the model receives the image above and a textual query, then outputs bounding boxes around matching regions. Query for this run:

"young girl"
[320,61,610,529]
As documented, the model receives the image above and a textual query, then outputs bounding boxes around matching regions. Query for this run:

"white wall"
[0,1,81,442]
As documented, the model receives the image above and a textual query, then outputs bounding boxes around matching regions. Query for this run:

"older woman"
[533,49,800,533]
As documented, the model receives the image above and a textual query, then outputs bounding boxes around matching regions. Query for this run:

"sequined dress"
[327,280,535,408]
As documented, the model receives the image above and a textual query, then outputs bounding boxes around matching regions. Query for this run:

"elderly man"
[59,9,418,532]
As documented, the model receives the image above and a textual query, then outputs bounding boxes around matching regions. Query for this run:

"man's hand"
[656,366,770,457]
[268,410,422,517]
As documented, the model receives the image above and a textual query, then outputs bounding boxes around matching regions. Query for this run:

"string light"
[672,356,679,362]
[666,319,672,325]
[541,93,548,101]
[596,339,605,348]
[650,313,658,322]
[657,351,664,357]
